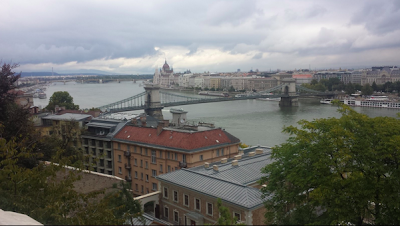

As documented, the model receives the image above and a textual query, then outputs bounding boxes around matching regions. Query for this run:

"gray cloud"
[0,0,399,73]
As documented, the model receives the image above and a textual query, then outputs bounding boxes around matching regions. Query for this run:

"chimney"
[255,148,263,154]
[213,165,219,172]
[220,158,227,163]
[234,155,242,160]
[248,152,255,157]
[232,160,238,166]
[157,121,164,135]
[204,162,209,168]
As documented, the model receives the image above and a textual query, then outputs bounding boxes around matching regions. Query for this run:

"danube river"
[34,81,400,147]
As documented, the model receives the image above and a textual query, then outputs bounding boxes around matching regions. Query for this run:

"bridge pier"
[279,96,299,107]
[279,78,299,107]
[144,84,164,120]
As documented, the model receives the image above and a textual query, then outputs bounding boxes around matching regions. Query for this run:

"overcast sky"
[1,0,400,74]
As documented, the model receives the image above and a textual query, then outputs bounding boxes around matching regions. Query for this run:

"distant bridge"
[97,83,335,113]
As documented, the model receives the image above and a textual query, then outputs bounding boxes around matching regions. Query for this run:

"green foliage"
[260,104,400,225]
[215,198,245,225]
[0,138,143,225]
[229,86,235,92]
[46,91,79,111]
[210,87,216,91]
[361,83,373,95]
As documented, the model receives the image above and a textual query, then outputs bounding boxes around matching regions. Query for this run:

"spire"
[165,58,167,64]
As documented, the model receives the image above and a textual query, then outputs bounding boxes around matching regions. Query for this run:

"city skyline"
[2,0,400,74]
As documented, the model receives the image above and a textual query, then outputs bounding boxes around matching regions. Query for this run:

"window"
[234,212,241,221]
[163,187,168,198]
[152,169,157,177]
[168,165,171,172]
[146,188,149,194]
[221,149,224,156]
[100,169,104,173]
[145,161,148,169]
[195,198,200,210]
[146,174,149,181]
[135,184,138,191]
[100,159,104,167]
[134,158,137,166]
[184,194,189,207]
[135,171,138,178]
[159,151,162,158]
[107,151,111,158]
[151,150,156,163]
[117,143,121,150]
[182,154,186,163]
[107,161,112,168]
[152,183,157,191]
[140,160,143,167]
[174,210,179,223]
[160,164,163,173]
[134,146,137,153]
[141,173,143,180]
[164,207,169,219]
[216,150,220,157]
[118,155,121,162]
[140,147,142,154]
[167,152,170,159]
[127,145,130,151]
[92,148,96,155]
[207,202,213,216]
[118,167,122,174]
[173,191,178,202]
[145,148,148,156]
[107,170,112,175]
[85,147,89,154]
[175,153,178,160]
[200,155,203,161]
[141,185,144,193]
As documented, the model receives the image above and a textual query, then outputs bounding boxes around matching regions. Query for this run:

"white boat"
[258,97,281,101]
[320,99,333,104]
[235,94,247,98]
[33,93,39,98]
[344,99,400,109]
[38,93,47,99]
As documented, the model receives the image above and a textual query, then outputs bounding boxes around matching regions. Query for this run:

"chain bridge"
[97,81,335,113]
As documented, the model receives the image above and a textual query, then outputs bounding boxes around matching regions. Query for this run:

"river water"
[34,81,400,147]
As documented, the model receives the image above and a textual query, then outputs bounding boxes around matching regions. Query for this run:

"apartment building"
[248,78,278,91]
[81,118,128,175]
[313,71,352,84]
[156,146,271,225]
[112,119,241,197]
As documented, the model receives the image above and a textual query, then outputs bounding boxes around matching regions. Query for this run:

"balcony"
[124,151,131,157]
[125,163,131,169]
[125,175,132,182]
[179,161,187,168]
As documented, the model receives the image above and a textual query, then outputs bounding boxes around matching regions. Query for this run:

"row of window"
[118,144,187,162]
[163,205,241,223]
[83,139,111,148]
[134,183,158,194]
[85,147,112,158]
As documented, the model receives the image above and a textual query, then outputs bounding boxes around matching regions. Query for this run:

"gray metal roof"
[156,147,272,209]
[42,113,91,121]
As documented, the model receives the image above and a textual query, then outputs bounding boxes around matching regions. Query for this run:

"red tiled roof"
[114,126,239,150]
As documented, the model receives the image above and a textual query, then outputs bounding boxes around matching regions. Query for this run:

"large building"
[112,114,241,197]
[156,146,271,225]
[153,60,179,87]
[360,66,400,85]
[81,118,129,175]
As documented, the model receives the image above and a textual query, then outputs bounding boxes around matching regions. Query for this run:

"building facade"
[156,146,271,225]
[112,120,241,197]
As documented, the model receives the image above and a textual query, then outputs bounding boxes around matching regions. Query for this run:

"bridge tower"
[144,83,164,120]
[279,78,299,107]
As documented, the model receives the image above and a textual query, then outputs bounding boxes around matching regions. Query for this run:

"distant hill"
[20,70,117,77]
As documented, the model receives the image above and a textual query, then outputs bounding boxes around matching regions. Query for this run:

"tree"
[46,91,79,111]
[344,82,355,95]
[260,104,400,225]
[214,198,246,225]
[0,138,143,225]
[229,86,235,92]
[361,83,373,95]
[372,81,378,91]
